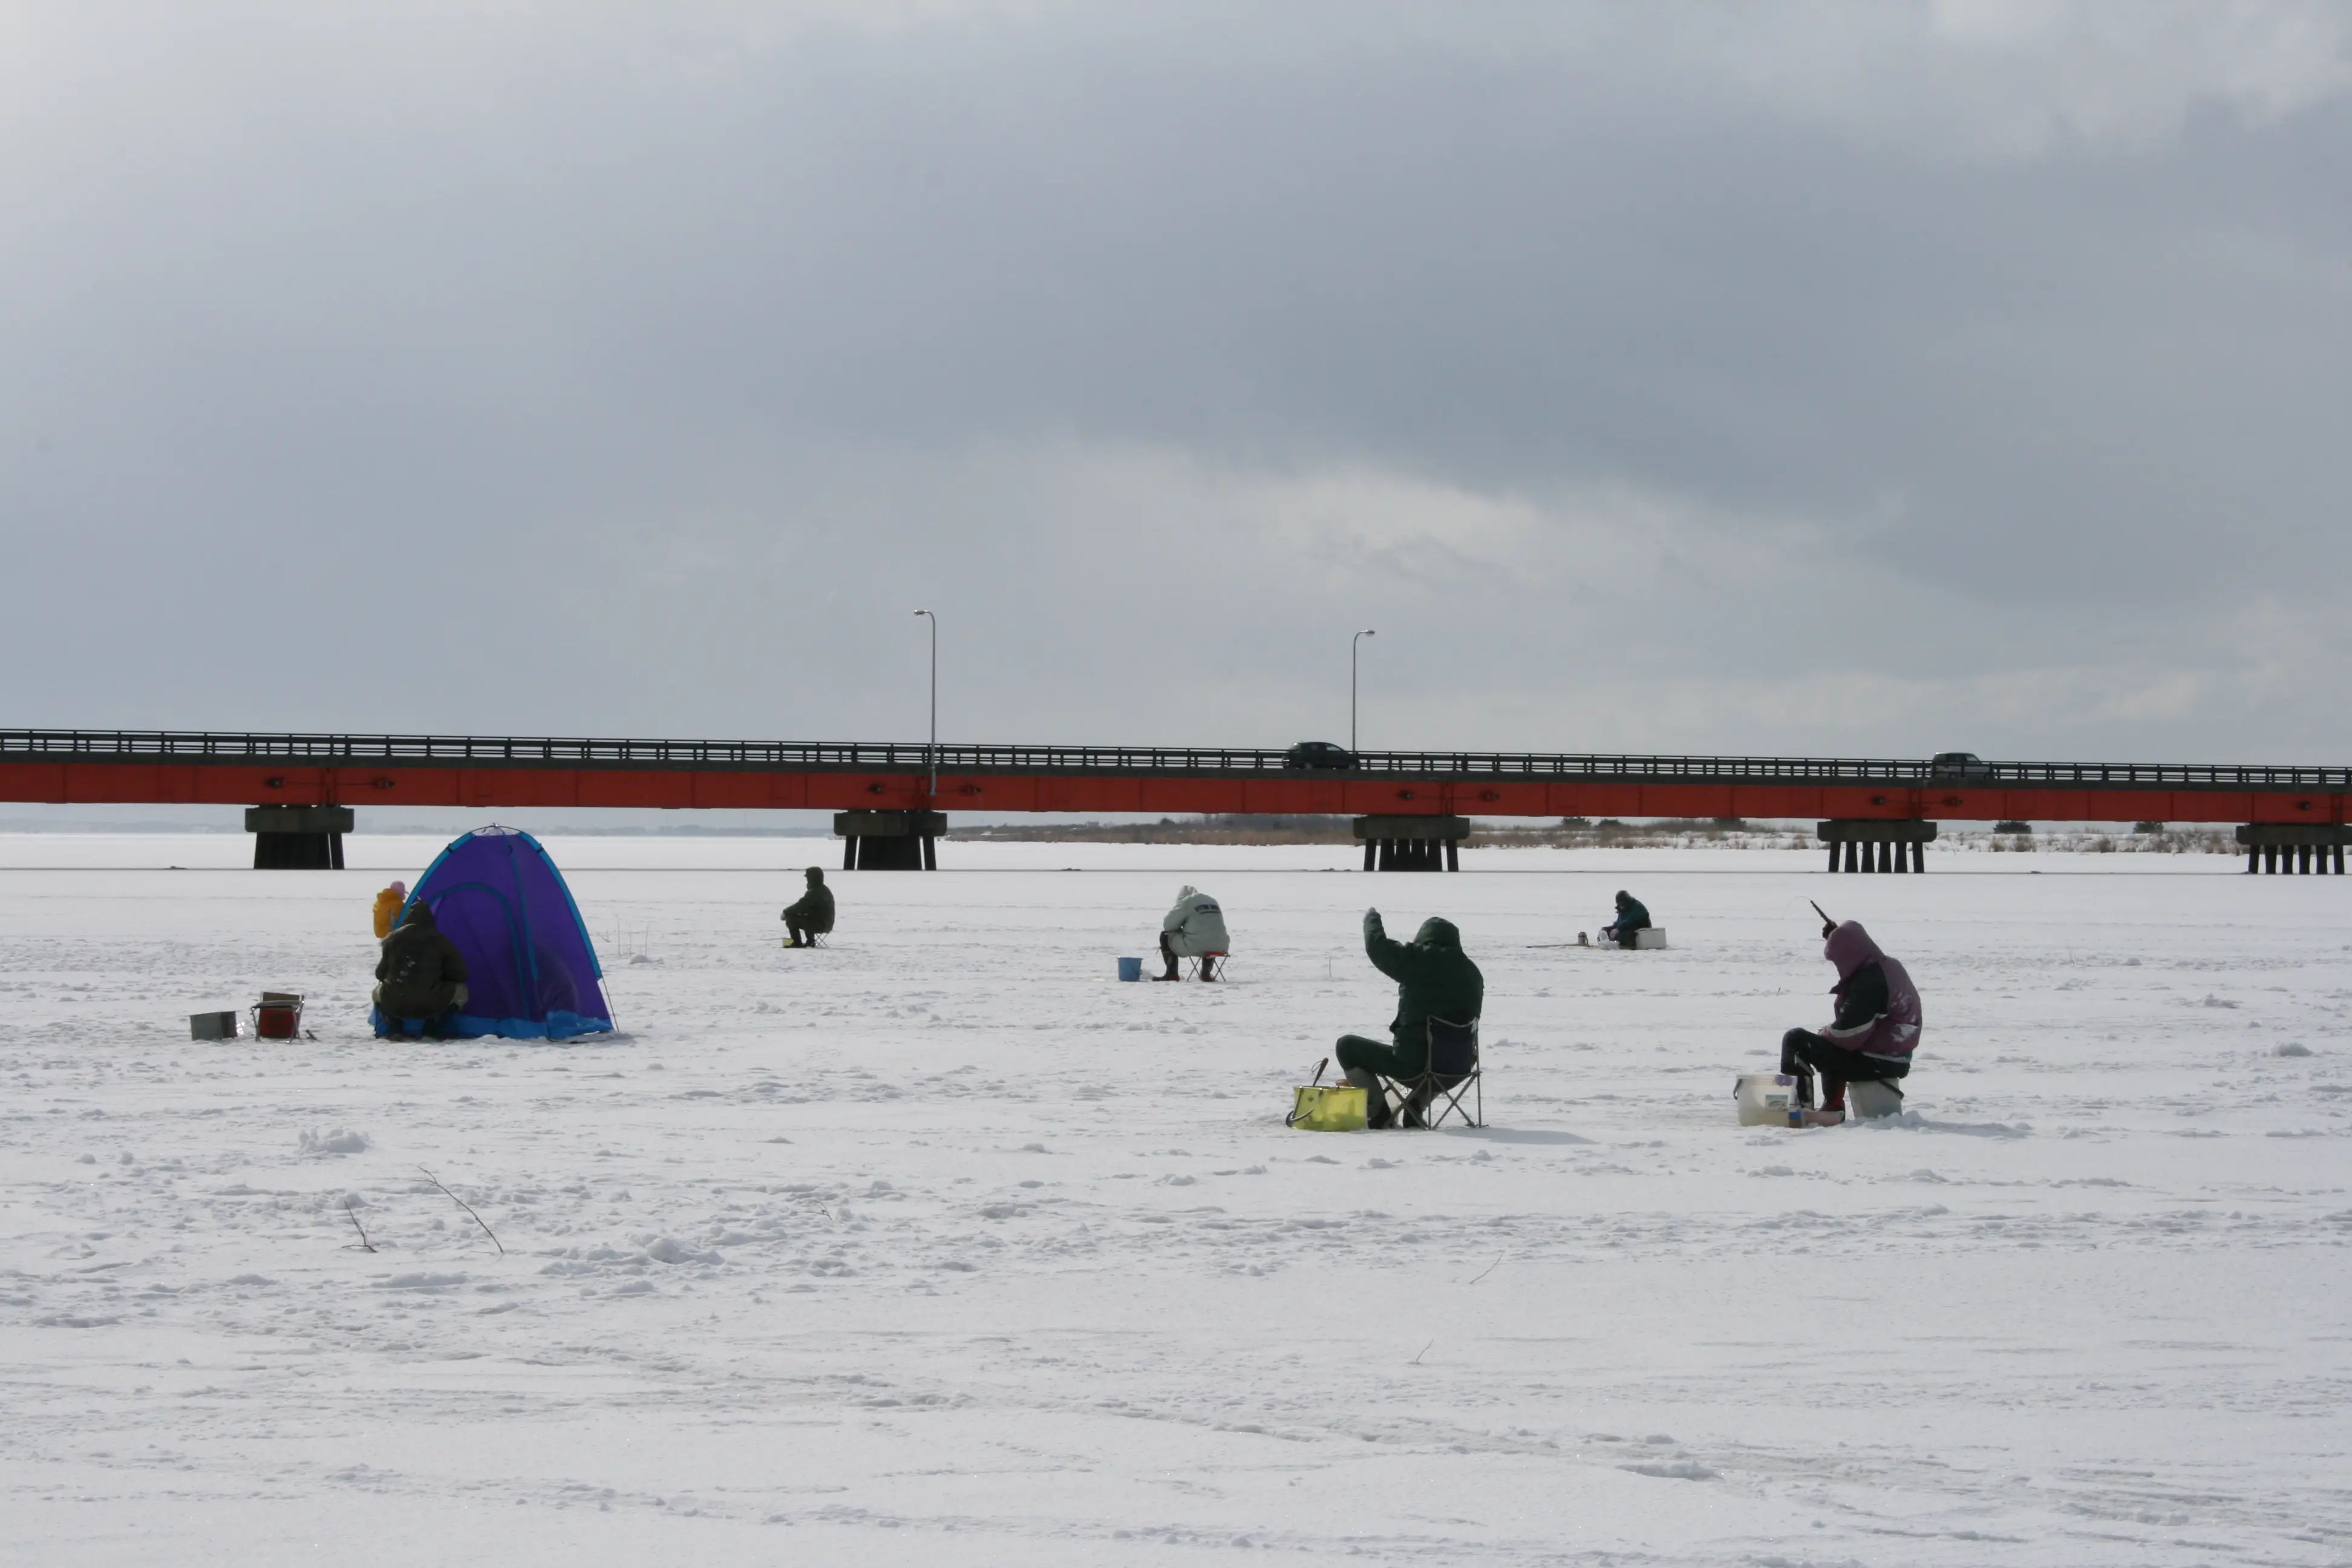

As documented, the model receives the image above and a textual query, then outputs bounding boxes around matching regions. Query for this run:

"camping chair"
[1183,950,1227,981]
[1379,1016,1482,1129]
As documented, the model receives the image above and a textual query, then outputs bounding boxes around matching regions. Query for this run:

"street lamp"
[1351,629,1376,754]
[913,609,937,801]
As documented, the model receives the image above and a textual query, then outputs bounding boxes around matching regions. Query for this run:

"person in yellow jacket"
[371,881,408,940]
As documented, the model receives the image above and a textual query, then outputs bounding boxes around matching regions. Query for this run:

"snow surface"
[3,834,2347,1566]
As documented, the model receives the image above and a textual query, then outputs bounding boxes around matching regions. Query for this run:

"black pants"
[1781,1029,1909,1103]
[1336,1032,1464,1128]
[1337,1033,1412,1127]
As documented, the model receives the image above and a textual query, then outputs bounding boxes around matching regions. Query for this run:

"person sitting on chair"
[373,900,469,1039]
[1157,884,1229,981]
[1336,909,1484,1127]
[782,866,835,949]
[1780,918,1921,1123]
[1600,889,1651,948]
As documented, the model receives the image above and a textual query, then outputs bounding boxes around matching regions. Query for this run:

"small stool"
[251,993,304,1039]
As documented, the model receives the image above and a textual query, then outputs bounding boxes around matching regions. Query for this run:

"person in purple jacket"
[1780,919,1922,1122]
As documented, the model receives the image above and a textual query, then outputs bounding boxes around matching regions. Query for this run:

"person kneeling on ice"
[1157,884,1229,981]
[1600,889,1651,949]
[374,900,470,1039]
[781,866,835,949]
[1336,909,1484,1127]
[1780,920,1921,1123]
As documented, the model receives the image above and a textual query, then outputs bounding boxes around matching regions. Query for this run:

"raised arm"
[1362,909,1416,982]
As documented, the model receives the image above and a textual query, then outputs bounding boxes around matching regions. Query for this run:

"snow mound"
[635,1233,722,1266]
[1859,1112,2028,1138]
[2274,1043,2314,1057]
[1622,1459,1719,1480]
[299,1128,370,1157]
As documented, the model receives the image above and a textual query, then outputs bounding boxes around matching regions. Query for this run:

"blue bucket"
[1117,956,1143,982]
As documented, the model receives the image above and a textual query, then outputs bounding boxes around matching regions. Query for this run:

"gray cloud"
[4,2,2348,762]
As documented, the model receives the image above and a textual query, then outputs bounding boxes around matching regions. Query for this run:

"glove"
[1363,908,1382,933]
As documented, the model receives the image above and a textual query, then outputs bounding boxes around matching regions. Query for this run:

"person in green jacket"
[1336,909,1485,1128]
[1601,889,1651,948]
[782,866,836,948]
[373,900,470,1037]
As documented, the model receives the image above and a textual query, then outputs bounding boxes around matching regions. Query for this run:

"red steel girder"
[1,760,2342,825]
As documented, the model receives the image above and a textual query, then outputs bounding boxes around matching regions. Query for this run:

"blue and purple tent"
[374,827,613,1040]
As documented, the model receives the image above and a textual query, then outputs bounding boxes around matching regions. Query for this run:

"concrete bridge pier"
[1354,815,1468,871]
[246,805,353,869]
[2237,824,2347,874]
[835,810,944,871]
[1818,819,1935,874]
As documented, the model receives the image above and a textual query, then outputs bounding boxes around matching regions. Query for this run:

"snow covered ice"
[3,834,2348,1565]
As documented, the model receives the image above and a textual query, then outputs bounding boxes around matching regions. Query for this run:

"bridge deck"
[2,730,2345,824]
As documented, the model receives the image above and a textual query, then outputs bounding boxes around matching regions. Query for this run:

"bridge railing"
[1,730,2345,791]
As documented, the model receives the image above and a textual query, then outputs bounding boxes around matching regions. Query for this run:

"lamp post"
[1351,629,1376,754]
[913,609,937,801]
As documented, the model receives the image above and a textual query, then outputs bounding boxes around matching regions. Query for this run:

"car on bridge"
[1282,740,1357,771]
[1929,751,1994,780]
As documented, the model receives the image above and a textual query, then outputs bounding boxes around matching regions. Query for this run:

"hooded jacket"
[783,868,836,933]
[1364,912,1484,1049]
[374,901,469,1019]
[1821,921,1922,1060]
[1160,886,1229,957]
[1606,891,1651,934]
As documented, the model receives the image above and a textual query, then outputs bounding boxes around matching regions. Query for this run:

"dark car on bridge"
[1929,751,1994,780]
[1283,740,1357,771]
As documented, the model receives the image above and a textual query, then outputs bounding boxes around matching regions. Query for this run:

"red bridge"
[3,730,2345,873]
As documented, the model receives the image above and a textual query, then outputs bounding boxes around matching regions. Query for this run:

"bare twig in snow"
[1411,1339,1434,1365]
[1466,1253,1503,1285]
[417,1166,505,1256]
[342,1200,377,1253]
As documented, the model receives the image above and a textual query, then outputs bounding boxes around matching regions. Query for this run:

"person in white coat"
[1157,886,1230,981]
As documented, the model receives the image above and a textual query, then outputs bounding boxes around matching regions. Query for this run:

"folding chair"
[1379,1015,1482,1129]
[1183,950,1227,981]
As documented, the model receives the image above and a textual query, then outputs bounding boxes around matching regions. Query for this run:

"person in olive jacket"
[1336,909,1485,1128]
[373,900,470,1037]
[781,866,836,949]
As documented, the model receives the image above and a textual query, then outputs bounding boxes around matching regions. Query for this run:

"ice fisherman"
[1600,889,1651,949]
[371,880,407,940]
[781,866,835,949]
[1157,885,1229,981]
[1780,919,1921,1122]
[373,900,471,1038]
[1336,909,1485,1128]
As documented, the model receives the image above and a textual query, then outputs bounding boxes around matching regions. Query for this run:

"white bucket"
[1849,1079,1906,1120]
[1734,1072,1798,1126]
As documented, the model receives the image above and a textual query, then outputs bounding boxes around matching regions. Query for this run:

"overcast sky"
[5,2,2349,764]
